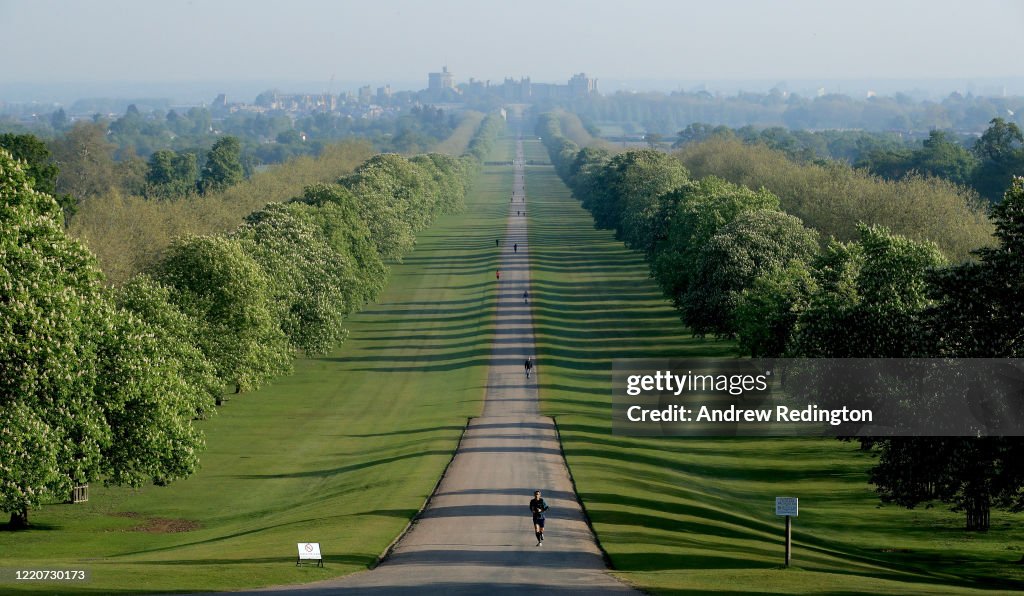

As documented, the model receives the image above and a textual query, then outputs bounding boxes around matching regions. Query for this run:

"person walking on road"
[496,238,499,247]
[523,290,529,304]
[525,356,533,379]
[496,270,501,281]
[530,490,549,546]
[514,243,518,253]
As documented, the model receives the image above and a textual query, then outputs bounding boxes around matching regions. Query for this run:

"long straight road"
[240,136,637,594]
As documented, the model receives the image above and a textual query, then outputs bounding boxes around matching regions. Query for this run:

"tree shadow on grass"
[0,520,62,532]
[233,450,450,480]
[320,346,492,365]
[589,490,1024,590]
[355,330,490,342]
[341,425,468,438]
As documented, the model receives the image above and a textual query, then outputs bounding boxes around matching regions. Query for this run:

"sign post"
[775,497,798,567]
[296,542,323,567]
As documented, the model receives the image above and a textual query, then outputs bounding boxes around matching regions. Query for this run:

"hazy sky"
[2,0,1022,88]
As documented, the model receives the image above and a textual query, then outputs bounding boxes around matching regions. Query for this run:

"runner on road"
[525,356,533,379]
[530,490,549,546]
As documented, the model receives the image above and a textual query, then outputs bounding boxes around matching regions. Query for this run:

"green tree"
[94,304,207,487]
[339,154,427,260]
[682,209,819,337]
[298,184,389,305]
[928,176,1024,358]
[915,130,978,187]
[793,224,945,358]
[233,203,353,356]
[972,118,1023,162]
[276,129,303,145]
[734,260,817,357]
[566,146,610,200]
[153,235,292,396]
[146,149,198,198]
[651,176,780,313]
[113,274,220,419]
[116,146,149,196]
[0,133,59,196]
[0,133,76,219]
[869,438,1024,532]
[1,150,208,528]
[673,123,735,148]
[854,147,913,179]
[589,149,688,238]
[410,153,469,214]
[0,149,110,528]
[49,121,118,203]
[198,136,244,195]
[972,118,1024,202]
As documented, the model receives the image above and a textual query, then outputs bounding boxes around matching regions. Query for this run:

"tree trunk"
[964,496,990,532]
[8,508,29,529]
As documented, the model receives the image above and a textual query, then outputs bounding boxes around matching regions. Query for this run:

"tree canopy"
[0,149,206,528]
[198,136,244,195]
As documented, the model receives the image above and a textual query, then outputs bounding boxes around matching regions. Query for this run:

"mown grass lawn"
[524,138,1024,595]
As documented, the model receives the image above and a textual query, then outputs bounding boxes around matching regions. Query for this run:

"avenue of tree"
[537,112,1024,532]
[0,113,505,529]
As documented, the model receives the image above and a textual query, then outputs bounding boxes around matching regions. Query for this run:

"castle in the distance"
[427,67,599,101]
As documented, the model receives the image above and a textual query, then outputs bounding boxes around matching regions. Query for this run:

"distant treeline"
[558,89,1024,134]
[536,112,1023,532]
[67,141,373,284]
[0,111,493,285]
[0,103,464,178]
[675,138,992,261]
[672,119,1024,202]
[0,113,505,529]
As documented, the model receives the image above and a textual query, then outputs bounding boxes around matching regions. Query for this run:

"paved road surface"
[232,137,637,595]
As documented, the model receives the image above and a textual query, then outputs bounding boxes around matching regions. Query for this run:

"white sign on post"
[296,542,323,567]
[775,497,799,517]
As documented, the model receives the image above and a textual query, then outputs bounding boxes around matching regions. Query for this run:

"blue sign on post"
[775,497,798,567]
[775,497,798,517]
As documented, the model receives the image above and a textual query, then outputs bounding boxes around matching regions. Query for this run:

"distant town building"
[502,77,532,102]
[568,73,598,98]
[428,66,456,91]
[465,78,490,93]
[377,84,392,102]
[531,83,569,101]
[491,73,598,102]
[358,85,373,103]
